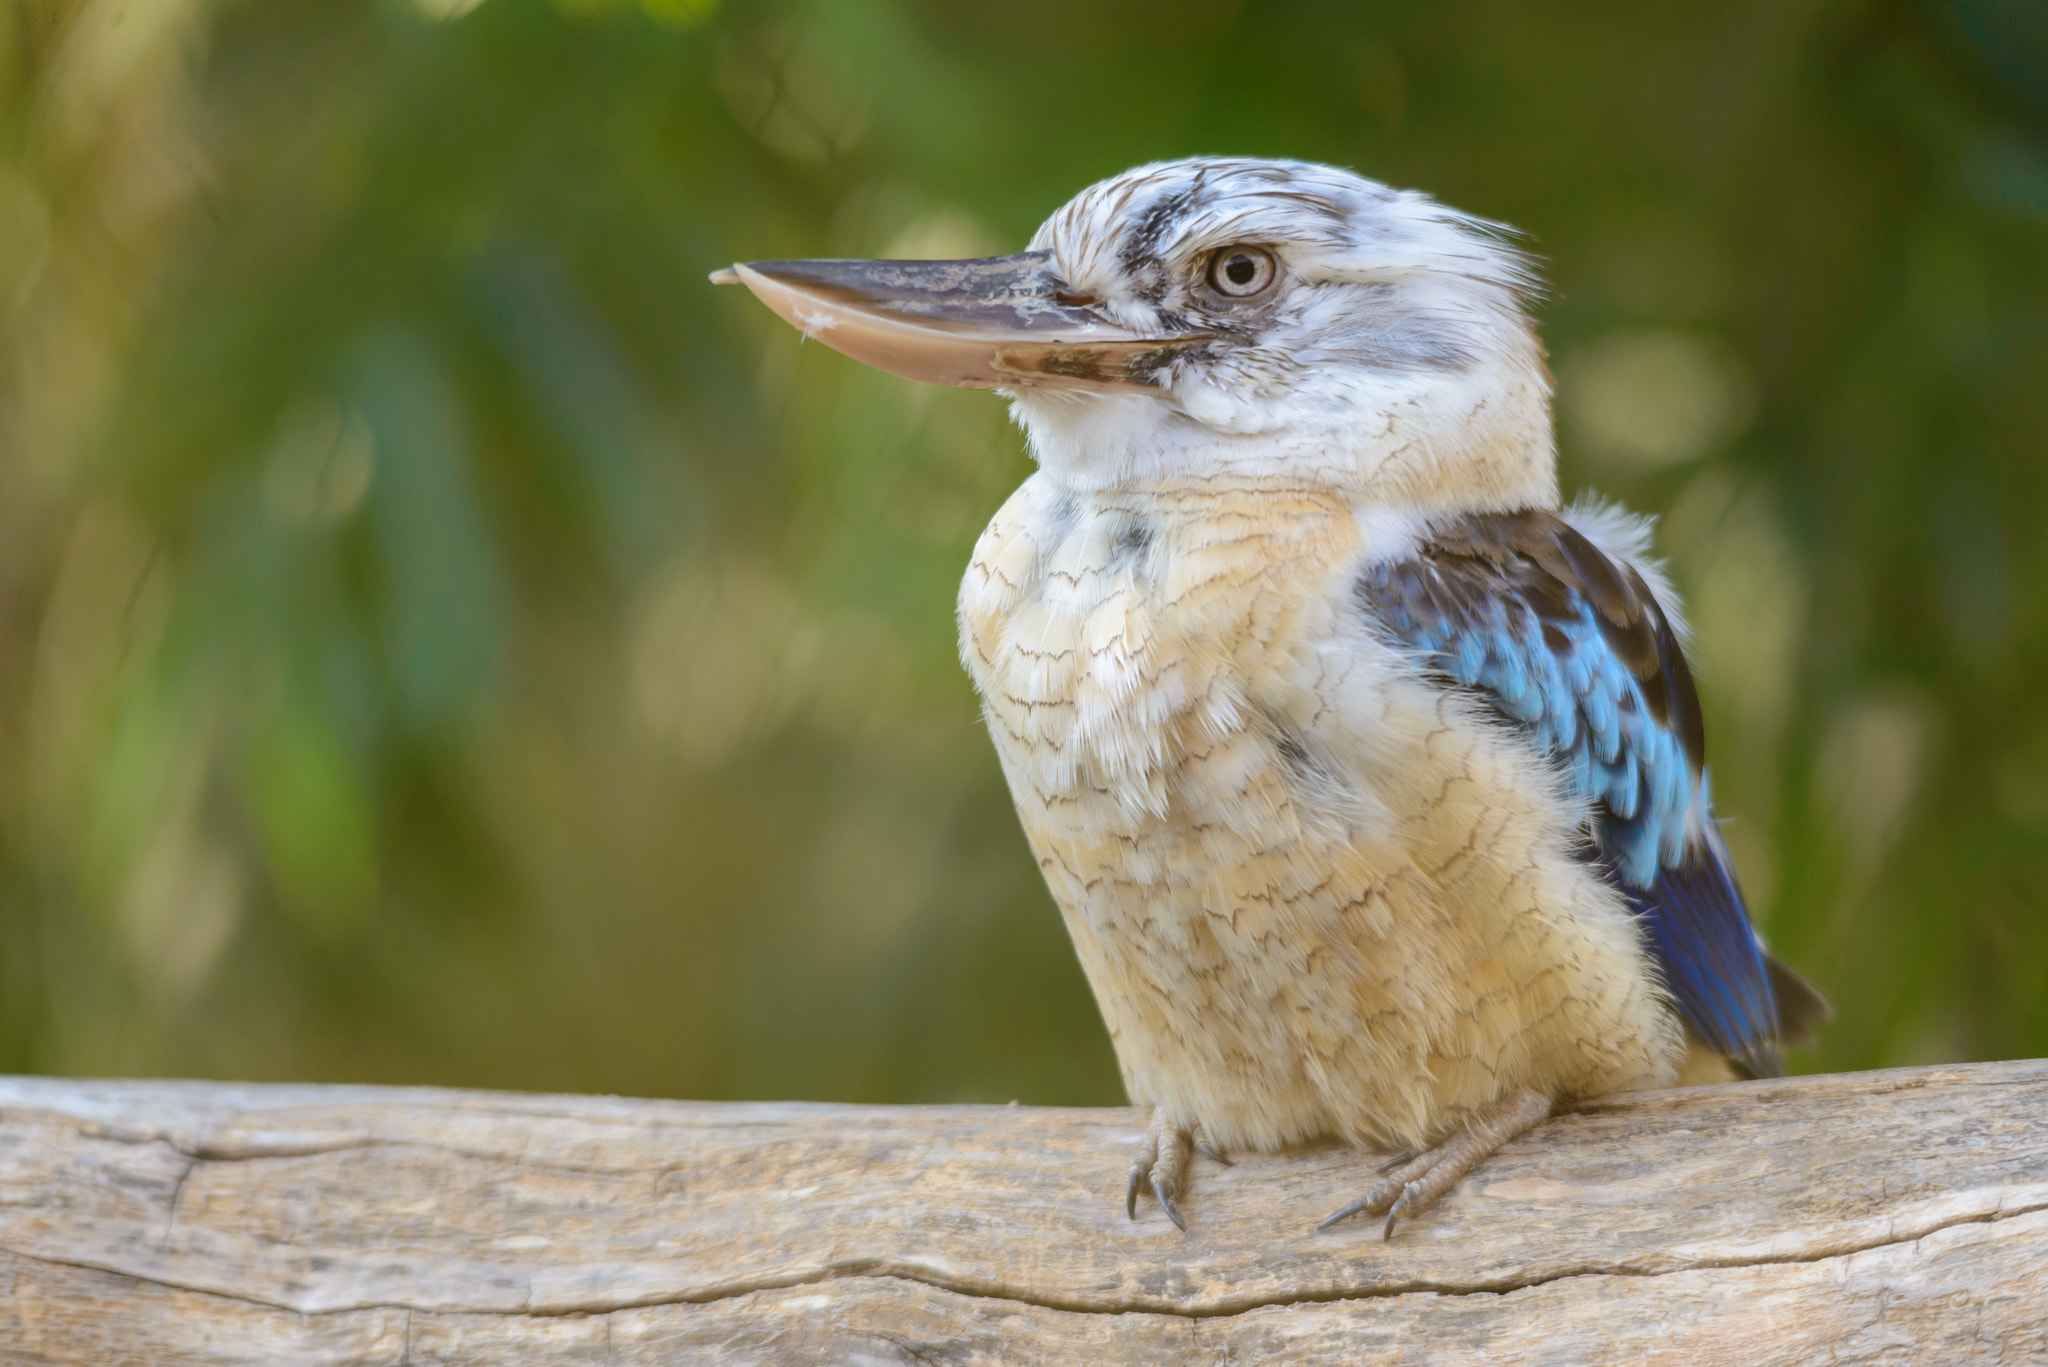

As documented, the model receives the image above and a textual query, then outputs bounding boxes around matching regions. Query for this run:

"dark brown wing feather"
[1360,508,1826,1072]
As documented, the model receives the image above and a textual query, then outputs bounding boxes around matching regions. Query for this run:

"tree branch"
[1,1061,2043,1363]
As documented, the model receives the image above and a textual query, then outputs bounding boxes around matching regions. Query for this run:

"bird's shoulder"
[1355,505,1703,768]
[1348,502,1825,1077]
[1352,505,1701,877]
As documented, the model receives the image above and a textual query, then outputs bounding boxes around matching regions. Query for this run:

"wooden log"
[0,1061,2043,1364]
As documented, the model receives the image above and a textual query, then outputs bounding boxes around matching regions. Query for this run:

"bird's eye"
[1206,246,1278,298]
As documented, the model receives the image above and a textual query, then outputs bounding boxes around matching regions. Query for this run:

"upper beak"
[710,251,1208,392]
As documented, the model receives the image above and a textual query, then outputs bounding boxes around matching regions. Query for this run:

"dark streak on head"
[1361,329,1476,372]
[1318,333,1476,373]
[1119,175,1203,297]
[1319,288,1478,372]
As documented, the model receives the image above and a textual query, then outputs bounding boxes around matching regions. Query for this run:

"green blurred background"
[1,0,2044,1103]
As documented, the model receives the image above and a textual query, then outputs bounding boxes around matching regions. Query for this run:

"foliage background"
[1,0,2044,1103]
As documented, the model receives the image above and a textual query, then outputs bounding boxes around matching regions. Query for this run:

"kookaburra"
[715,157,1827,1237]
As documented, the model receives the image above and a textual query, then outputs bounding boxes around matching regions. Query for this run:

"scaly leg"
[1126,1108,1228,1231]
[1318,1088,1552,1240]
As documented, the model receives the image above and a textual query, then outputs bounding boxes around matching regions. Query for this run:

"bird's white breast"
[959,473,1684,1151]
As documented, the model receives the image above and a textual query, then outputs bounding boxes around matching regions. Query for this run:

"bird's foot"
[1126,1108,1227,1231]
[1318,1088,1552,1240]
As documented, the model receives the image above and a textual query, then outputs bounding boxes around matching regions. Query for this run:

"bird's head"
[716,157,1555,511]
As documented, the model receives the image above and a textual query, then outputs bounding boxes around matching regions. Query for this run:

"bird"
[713,157,1829,1239]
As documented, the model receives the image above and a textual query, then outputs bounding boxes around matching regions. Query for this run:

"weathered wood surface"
[0,1062,2043,1365]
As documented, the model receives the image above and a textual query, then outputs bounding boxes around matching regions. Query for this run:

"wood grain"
[1,1062,2044,1364]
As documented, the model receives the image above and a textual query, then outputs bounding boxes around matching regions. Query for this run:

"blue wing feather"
[1604,828,1782,1077]
[1358,511,1788,1076]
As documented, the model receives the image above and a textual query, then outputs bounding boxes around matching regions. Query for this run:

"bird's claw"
[1319,1155,1429,1238]
[1314,1169,1406,1232]
[1382,1185,1422,1242]
[1315,1195,1371,1232]
[1127,1108,1222,1231]
[1154,1174,1186,1231]
[1317,1089,1552,1240]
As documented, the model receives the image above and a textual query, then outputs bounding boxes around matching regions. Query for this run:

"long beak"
[710,251,1208,392]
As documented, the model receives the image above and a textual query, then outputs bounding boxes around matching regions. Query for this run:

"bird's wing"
[1355,508,1823,1077]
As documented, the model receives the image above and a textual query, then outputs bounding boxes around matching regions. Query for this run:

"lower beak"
[711,251,1207,392]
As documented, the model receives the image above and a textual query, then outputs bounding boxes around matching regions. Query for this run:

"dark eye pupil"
[1225,255,1257,286]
